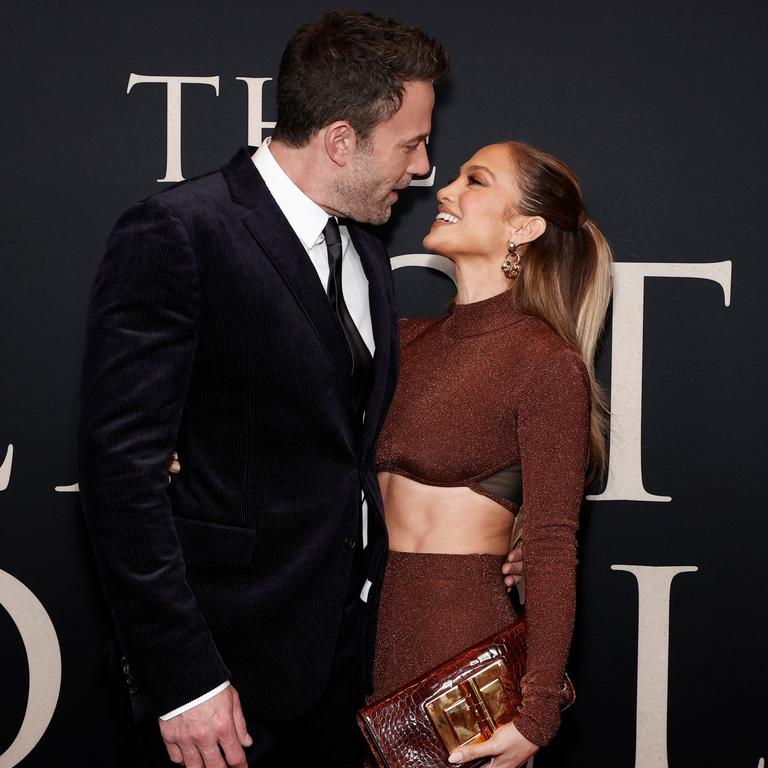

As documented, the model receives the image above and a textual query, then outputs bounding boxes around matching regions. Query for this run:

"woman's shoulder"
[518,314,581,357]
[397,316,441,346]
[516,316,589,386]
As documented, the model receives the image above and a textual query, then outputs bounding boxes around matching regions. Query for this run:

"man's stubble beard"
[332,145,394,226]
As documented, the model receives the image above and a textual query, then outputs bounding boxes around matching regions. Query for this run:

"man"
[79,11,446,768]
[79,9,524,768]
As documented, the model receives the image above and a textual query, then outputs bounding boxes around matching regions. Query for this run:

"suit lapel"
[349,224,394,461]
[222,148,357,415]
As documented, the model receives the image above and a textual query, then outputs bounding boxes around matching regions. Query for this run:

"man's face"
[335,80,435,224]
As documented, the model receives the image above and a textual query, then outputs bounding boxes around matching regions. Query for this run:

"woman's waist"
[385,549,509,582]
[379,472,516,555]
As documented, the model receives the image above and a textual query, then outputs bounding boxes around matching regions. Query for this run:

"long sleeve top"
[375,287,590,746]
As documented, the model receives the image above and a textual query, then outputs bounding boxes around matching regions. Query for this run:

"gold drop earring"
[502,241,522,279]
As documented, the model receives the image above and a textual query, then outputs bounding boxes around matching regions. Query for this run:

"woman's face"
[423,143,520,260]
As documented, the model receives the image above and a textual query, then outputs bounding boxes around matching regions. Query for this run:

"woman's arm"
[512,347,591,746]
[448,346,590,767]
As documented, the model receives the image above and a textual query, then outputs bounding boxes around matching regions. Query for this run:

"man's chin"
[371,208,392,225]
[350,207,392,226]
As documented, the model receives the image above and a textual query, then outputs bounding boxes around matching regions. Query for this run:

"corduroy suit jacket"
[77,147,398,721]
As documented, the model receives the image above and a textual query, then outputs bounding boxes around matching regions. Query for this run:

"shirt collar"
[252,138,332,250]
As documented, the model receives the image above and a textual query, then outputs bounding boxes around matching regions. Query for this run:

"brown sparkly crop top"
[376,287,591,746]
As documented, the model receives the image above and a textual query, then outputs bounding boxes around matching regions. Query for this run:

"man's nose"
[409,143,431,177]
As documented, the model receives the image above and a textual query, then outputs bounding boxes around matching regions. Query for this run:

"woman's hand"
[447,722,539,768]
[166,452,181,479]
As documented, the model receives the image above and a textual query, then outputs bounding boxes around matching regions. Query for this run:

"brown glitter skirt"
[370,550,518,701]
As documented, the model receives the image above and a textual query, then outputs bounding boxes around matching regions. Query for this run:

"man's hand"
[159,685,252,768]
[502,545,525,602]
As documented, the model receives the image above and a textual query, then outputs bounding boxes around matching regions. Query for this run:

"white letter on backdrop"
[237,77,276,147]
[589,261,731,502]
[0,570,62,768]
[611,564,698,768]
[0,444,12,491]
[127,74,220,182]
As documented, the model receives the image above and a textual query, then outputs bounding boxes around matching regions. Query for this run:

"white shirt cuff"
[159,681,230,720]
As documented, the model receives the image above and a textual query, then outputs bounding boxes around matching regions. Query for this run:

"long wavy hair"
[505,141,613,482]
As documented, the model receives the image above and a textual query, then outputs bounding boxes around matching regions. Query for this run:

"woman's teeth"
[435,212,460,224]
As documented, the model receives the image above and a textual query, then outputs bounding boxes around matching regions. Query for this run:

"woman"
[167,140,610,767]
[370,140,612,767]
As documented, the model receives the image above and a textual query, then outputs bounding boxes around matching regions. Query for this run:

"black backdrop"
[1,1,766,766]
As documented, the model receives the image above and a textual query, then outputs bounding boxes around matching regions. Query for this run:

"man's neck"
[268,139,341,216]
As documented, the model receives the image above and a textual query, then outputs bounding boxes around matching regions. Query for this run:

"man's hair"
[271,9,448,147]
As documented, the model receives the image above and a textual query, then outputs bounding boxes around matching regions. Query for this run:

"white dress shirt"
[254,138,375,356]
[161,142,375,720]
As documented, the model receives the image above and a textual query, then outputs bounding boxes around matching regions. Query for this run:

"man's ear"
[323,121,356,167]
[510,215,547,246]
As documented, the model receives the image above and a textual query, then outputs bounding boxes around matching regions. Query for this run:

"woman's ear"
[509,215,546,245]
[323,122,355,167]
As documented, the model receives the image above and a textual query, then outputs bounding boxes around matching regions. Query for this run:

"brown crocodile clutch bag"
[357,619,575,768]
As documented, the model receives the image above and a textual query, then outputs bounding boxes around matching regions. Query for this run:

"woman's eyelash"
[468,175,482,184]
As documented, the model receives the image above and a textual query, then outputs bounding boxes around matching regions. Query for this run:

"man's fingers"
[198,742,227,768]
[504,543,524,590]
[163,741,184,764]
[230,689,253,747]
[448,735,501,764]
[507,544,523,562]
[501,562,522,576]
[502,561,521,576]
[158,687,248,768]
[218,731,248,768]
[178,743,205,768]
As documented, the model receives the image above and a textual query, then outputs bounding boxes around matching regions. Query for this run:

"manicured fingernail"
[448,752,462,764]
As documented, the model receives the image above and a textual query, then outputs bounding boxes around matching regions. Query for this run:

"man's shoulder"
[141,166,231,220]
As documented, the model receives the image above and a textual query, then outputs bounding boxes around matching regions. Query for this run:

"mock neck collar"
[442,287,526,337]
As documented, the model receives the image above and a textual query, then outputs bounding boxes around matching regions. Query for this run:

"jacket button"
[344,537,357,550]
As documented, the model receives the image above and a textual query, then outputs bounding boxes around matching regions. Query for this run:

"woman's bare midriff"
[378,471,515,555]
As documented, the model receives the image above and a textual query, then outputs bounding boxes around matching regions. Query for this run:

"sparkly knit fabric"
[376,288,591,746]
[371,551,515,693]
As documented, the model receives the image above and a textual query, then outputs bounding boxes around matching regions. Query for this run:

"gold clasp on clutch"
[424,659,520,752]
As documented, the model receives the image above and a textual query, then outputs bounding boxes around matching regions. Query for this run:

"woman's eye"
[468,175,482,185]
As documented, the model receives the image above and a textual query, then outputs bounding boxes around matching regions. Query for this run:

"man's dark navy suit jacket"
[78,147,399,721]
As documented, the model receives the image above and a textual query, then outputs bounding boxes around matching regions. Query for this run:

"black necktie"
[323,217,374,420]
